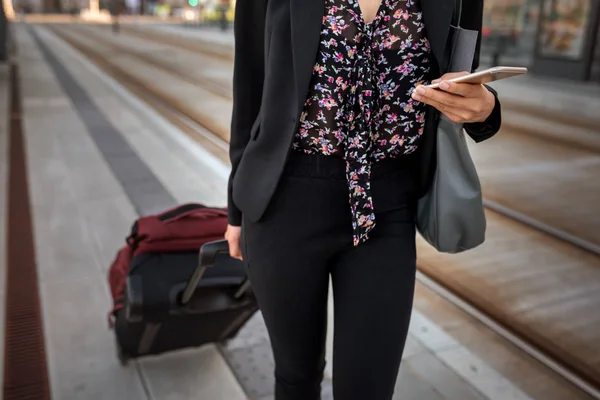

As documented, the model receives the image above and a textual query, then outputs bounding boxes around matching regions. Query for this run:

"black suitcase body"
[114,241,257,363]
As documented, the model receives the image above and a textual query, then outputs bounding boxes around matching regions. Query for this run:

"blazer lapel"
[420,0,455,74]
[290,0,325,116]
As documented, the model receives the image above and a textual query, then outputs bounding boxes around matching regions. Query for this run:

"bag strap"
[452,0,462,28]
[444,0,467,73]
[158,204,228,222]
[125,204,227,250]
[158,203,207,221]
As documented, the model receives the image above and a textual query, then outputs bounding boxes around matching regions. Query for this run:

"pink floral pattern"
[292,0,431,246]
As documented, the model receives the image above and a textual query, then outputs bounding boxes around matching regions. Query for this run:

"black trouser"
[242,152,419,400]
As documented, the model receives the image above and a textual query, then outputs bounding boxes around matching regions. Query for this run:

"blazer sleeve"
[459,0,502,142]
[227,0,268,226]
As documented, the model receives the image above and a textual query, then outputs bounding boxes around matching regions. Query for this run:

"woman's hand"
[411,72,496,124]
[225,224,243,260]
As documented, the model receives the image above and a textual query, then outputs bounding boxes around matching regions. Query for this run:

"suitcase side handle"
[180,240,230,305]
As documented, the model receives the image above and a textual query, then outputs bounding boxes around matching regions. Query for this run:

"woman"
[225,0,501,398]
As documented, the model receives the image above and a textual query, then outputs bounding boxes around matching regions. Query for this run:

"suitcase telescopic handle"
[180,240,231,305]
[199,240,230,267]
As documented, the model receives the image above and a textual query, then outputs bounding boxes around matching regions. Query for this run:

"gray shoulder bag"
[415,0,486,253]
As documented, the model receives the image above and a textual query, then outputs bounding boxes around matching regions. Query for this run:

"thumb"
[229,239,243,260]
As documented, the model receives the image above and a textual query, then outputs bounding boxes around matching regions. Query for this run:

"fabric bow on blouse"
[293,0,432,246]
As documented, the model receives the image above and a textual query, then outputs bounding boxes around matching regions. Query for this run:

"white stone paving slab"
[28,24,248,400]
[41,276,149,400]
[401,336,429,360]
[411,312,534,400]
[408,311,461,353]
[393,362,446,400]
[437,346,533,400]
[78,194,139,271]
[405,352,486,400]
[224,313,271,352]
[138,345,247,400]
[0,62,9,397]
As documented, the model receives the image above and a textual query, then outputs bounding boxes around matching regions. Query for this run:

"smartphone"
[425,66,528,89]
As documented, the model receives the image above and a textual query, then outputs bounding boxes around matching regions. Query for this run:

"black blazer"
[228,0,502,226]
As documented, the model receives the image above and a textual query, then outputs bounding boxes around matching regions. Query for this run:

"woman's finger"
[414,85,482,112]
[412,85,464,109]
[412,92,474,122]
[437,80,480,97]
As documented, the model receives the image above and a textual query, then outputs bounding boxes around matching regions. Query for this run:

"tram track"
[76,24,232,101]
[121,23,234,63]
[44,23,600,399]
[483,199,599,256]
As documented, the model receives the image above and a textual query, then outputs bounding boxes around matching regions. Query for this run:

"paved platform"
[1,23,594,400]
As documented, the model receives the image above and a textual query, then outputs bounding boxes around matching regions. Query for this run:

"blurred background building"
[481,0,600,82]
[9,0,235,23]
[4,0,599,83]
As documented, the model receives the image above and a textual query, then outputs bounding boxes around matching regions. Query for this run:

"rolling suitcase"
[107,204,258,364]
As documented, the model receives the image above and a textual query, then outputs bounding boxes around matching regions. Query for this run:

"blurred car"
[200,2,234,23]
[154,3,171,18]
[179,6,201,22]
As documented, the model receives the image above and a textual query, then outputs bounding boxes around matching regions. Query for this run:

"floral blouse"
[292,0,432,246]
